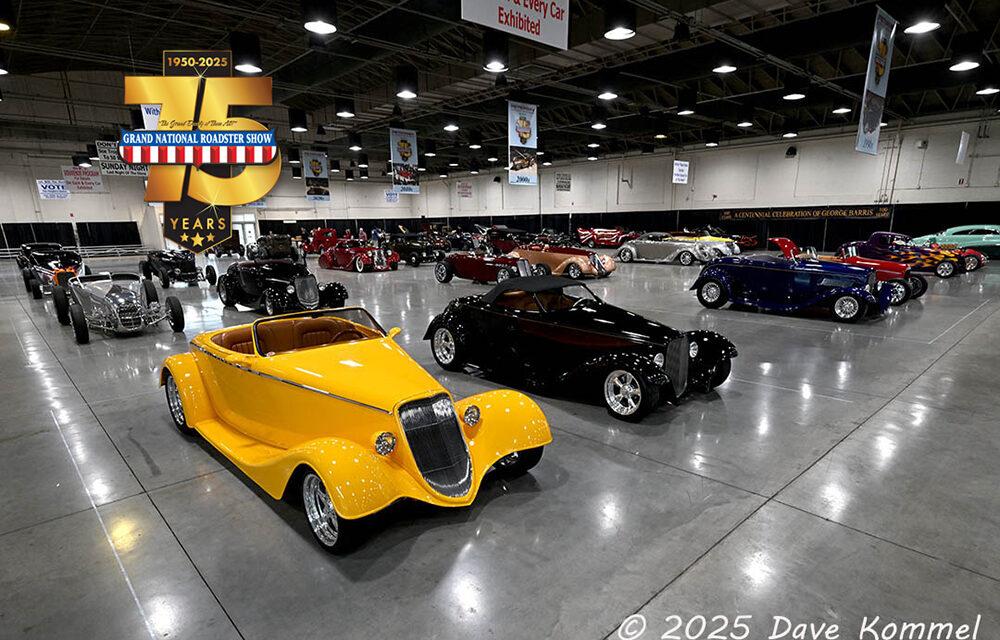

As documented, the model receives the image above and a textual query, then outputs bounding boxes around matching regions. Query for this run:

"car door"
[333,241,353,268]
[480,295,543,372]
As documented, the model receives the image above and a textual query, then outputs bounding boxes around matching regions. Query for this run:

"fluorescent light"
[448,162,459,167]
[487,155,498,162]
[536,150,545,156]
[783,92,806,101]
[235,63,262,74]
[336,110,355,118]
[677,108,694,116]
[950,60,980,72]
[542,161,552,166]
[713,64,737,74]
[348,145,361,152]
[654,133,667,139]
[705,142,718,147]
[604,26,635,40]
[587,155,598,161]
[470,169,479,175]
[425,151,436,157]
[904,21,940,35]
[304,20,336,35]
[443,123,459,132]
[832,107,852,114]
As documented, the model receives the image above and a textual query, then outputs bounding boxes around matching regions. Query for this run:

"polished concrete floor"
[1,254,999,640]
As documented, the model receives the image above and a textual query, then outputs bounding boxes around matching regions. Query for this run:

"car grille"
[398,394,472,498]
[116,302,144,330]
[373,251,387,269]
[590,253,606,275]
[294,276,320,309]
[665,336,690,397]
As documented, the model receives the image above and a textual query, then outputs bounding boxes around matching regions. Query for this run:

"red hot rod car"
[302,228,339,255]
[576,227,640,248]
[318,239,400,272]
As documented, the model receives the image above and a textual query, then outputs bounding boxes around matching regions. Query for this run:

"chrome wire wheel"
[604,369,642,417]
[354,257,365,272]
[888,281,907,305]
[701,282,722,303]
[833,295,859,319]
[166,375,186,427]
[679,251,694,266]
[264,293,276,316]
[964,255,979,271]
[302,474,339,548]
[434,263,447,281]
[433,327,456,364]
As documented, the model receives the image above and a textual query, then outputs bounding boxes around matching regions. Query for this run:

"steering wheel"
[331,329,364,343]
[569,296,588,310]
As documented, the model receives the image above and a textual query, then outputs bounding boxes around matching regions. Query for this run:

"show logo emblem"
[121,50,281,253]
[396,138,412,162]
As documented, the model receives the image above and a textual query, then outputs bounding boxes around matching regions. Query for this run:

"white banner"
[390,128,420,194]
[461,0,569,49]
[672,160,690,185]
[37,180,70,200]
[555,172,571,192]
[508,100,538,186]
[457,181,473,198]
[61,165,107,193]
[856,8,897,155]
[302,150,330,202]
[96,140,148,177]
[384,190,400,204]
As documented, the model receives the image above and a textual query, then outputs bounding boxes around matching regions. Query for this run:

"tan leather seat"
[257,322,298,355]
[212,328,254,354]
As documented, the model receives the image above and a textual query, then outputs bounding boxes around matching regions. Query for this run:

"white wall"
[2,117,997,248]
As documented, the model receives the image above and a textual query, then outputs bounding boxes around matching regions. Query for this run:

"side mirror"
[388,327,401,339]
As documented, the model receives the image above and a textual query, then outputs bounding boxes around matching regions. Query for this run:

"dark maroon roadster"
[435,250,523,284]
[425,276,737,422]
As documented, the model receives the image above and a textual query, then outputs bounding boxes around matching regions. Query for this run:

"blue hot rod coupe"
[691,241,893,322]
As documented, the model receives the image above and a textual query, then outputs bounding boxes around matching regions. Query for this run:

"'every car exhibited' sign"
[462,0,569,50]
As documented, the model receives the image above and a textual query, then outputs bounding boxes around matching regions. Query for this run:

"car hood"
[715,255,871,278]
[259,338,444,413]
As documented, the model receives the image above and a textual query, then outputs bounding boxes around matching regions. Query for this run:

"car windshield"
[251,308,386,356]
[536,285,601,312]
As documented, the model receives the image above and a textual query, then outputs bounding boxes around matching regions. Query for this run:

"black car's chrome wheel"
[605,369,641,417]
[431,326,464,371]
[264,291,278,316]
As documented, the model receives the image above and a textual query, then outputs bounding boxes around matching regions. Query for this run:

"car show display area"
[2,253,999,639]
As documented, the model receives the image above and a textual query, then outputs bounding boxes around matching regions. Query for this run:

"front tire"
[140,260,152,279]
[353,257,366,273]
[159,271,171,289]
[431,325,464,372]
[831,294,864,323]
[678,250,695,266]
[696,278,728,309]
[618,247,635,263]
[701,357,732,392]
[263,290,279,316]
[22,269,32,292]
[884,278,911,306]
[217,276,236,307]
[166,297,185,332]
[205,265,217,286]
[163,370,195,435]
[407,252,420,267]
[53,286,71,325]
[302,472,358,554]
[935,260,956,278]
[493,447,544,479]
[434,261,454,283]
[603,368,658,422]
[532,263,551,276]
[69,304,89,344]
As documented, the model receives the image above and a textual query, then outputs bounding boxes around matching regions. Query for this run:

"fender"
[685,330,738,361]
[454,390,552,472]
[690,265,735,296]
[422,299,476,342]
[160,353,216,426]
[558,350,668,390]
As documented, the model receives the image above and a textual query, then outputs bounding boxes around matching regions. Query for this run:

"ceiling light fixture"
[86,144,99,161]
[950,58,980,72]
[231,32,263,74]
[590,106,608,130]
[597,70,618,100]
[782,131,798,138]
[395,64,418,100]
[424,140,437,157]
[360,168,369,180]
[949,34,983,72]
[439,170,449,178]
[348,132,362,152]
[448,161,459,167]
[417,157,427,172]
[73,153,92,168]
[677,89,697,115]
[482,30,509,73]
[0,0,15,31]
[604,2,636,40]
[335,97,356,118]
[287,148,301,164]
[587,155,599,161]
[486,147,499,162]
[302,0,337,35]
[468,130,483,150]
[587,142,600,148]
[345,169,354,181]
[330,159,341,173]
[832,106,852,115]
[443,122,459,132]
[288,108,308,132]
[976,84,1000,96]
[782,77,809,101]
[542,160,553,167]
[357,153,369,168]
[654,133,667,139]
[904,20,940,35]
[736,106,754,128]
[713,63,737,74]
[291,166,303,179]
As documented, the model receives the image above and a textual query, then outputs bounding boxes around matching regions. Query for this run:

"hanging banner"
[37,180,70,200]
[384,190,400,204]
[555,172,572,192]
[508,100,538,186]
[61,166,107,193]
[96,140,148,177]
[461,0,569,50]
[721,205,892,221]
[856,8,897,155]
[302,150,330,202]
[389,128,420,194]
[672,160,690,184]
[457,181,473,198]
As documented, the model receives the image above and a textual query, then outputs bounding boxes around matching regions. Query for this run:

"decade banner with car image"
[856,7,897,155]
[508,100,538,186]
[302,150,330,202]
[389,128,420,194]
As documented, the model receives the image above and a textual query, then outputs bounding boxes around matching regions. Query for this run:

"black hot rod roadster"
[140,250,217,289]
[424,275,737,422]
[20,243,89,298]
[216,260,348,315]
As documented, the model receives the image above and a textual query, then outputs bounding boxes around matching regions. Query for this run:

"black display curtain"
[1,222,75,248]
[75,222,141,246]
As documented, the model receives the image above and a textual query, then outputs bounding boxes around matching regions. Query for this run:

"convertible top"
[481,275,581,303]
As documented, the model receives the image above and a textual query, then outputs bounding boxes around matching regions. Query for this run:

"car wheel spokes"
[433,328,455,363]
[605,369,641,416]
[834,296,858,318]
[702,282,721,303]
[166,376,185,425]
[303,474,339,546]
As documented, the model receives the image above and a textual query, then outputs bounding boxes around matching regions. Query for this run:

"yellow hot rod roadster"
[160,308,551,552]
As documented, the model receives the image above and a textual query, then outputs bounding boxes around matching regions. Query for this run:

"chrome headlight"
[463,405,481,428]
[689,341,699,358]
[374,432,396,456]
[653,353,665,368]
[286,285,295,294]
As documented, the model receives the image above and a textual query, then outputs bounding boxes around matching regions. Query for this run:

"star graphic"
[180,233,189,243]
[207,233,215,243]
[191,232,204,247]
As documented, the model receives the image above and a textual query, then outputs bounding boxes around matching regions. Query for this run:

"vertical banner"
[390,128,420,194]
[856,8,897,155]
[508,100,538,186]
[302,150,330,202]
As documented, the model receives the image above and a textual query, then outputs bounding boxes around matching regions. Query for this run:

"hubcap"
[604,369,642,416]
[166,376,186,427]
[302,474,339,547]
[834,296,859,318]
[889,282,907,304]
[435,264,447,281]
[355,259,364,272]
[938,262,954,276]
[964,256,978,271]
[265,296,275,315]
[680,253,692,265]
[568,265,581,278]
[433,327,456,364]
[621,249,633,262]
[702,282,721,303]
[497,269,510,282]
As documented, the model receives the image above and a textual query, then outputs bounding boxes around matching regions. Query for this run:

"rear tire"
[22,269,33,292]
[142,279,159,305]
[702,357,732,392]
[907,274,928,299]
[496,267,513,283]
[884,278,911,306]
[353,257,366,273]
[166,297,184,332]
[217,275,236,307]
[53,286,71,325]
[964,254,981,271]
[30,279,42,299]
[434,261,454,283]
[696,278,728,309]
[493,447,544,479]
[934,260,956,278]
[618,247,635,263]
[159,271,171,288]
[263,290,279,316]
[532,263,551,276]
[205,265,217,286]
[407,253,420,267]
[69,304,89,344]
[831,294,864,323]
